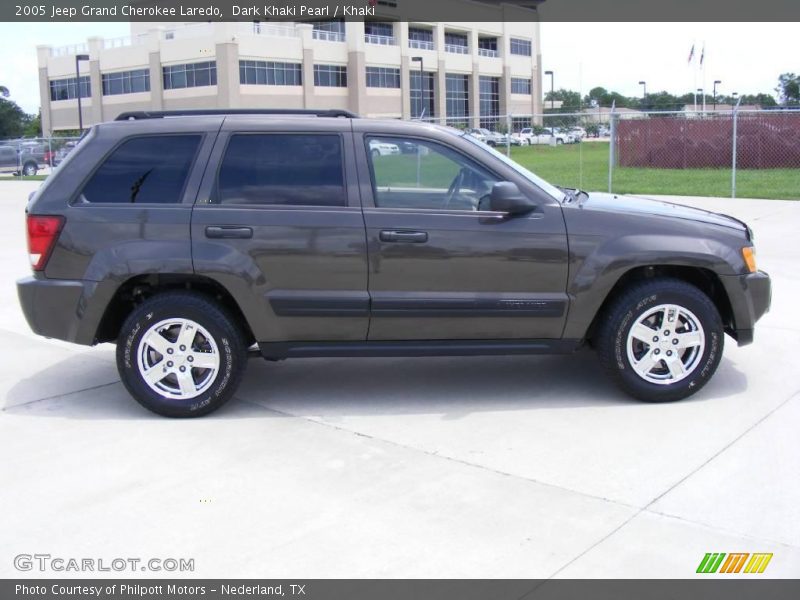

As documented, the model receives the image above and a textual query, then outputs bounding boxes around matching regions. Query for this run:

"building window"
[365,22,393,37]
[314,64,347,87]
[408,27,434,50]
[445,74,470,126]
[444,32,469,54]
[239,60,302,86]
[510,38,532,56]
[511,117,532,132]
[102,69,150,96]
[49,76,90,101]
[364,22,395,45]
[478,37,498,57]
[366,67,400,89]
[511,77,532,95]
[162,61,217,90]
[80,135,201,204]
[479,76,500,129]
[312,20,345,42]
[410,70,435,119]
[216,134,346,207]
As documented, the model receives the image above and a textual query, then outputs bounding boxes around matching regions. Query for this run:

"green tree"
[24,111,42,137]
[776,73,800,106]
[585,87,632,108]
[639,91,684,111]
[0,97,32,138]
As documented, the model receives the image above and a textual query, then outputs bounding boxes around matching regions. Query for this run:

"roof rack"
[115,109,358,121]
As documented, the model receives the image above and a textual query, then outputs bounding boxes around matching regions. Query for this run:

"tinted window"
[366,136,498,212]
[216,134,345,207]
[80,135,200,204]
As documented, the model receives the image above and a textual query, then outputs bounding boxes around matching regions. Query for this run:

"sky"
[1,21,796,114]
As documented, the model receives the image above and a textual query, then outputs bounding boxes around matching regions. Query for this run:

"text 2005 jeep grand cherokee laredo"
[18,109,771,417]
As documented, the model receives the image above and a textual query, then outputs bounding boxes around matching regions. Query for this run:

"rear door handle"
[205,226,253,239]
[379,230,428,243]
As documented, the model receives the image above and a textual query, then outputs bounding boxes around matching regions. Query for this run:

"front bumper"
[17,276,115,346]
[720,270,771,346]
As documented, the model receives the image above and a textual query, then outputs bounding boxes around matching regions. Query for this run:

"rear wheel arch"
[95,274,256,346]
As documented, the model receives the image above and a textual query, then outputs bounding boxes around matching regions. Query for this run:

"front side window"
[80,135,201,204]
[366,136,499,212]
[216,134,345,207]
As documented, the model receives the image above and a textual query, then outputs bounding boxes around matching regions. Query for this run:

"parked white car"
[465,128,506,147]
[368,140,401,157]
[515,127,573,146]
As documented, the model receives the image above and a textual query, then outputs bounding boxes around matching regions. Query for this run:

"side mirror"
[489,182,537,215]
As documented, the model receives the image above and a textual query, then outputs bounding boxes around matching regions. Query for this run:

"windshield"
[461,133,566,202]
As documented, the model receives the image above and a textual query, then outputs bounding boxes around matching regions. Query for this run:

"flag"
[700,44,705,66]
[688,43,695,64]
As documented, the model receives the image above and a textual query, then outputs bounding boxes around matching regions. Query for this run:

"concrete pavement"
[1,181,798,578]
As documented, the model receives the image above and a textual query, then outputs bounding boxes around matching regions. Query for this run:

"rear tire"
[595,278,724,402]
[116,292,248,417]
[22,162,37,176]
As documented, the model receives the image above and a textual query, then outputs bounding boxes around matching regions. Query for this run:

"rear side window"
[216,134,345,206]
[80,135,201,204]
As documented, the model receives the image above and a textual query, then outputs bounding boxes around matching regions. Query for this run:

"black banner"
[5,580,800,600]
[3,0,800,22]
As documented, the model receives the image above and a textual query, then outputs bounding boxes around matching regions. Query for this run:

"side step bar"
[257,339,582,361]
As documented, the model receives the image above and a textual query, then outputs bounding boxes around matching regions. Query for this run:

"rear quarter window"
[79,134,201,204]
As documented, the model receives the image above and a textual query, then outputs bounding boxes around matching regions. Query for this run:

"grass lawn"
[509,142,799,200]
[0,175,48,182]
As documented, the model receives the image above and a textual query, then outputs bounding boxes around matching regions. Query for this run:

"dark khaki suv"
[18,109,771,417]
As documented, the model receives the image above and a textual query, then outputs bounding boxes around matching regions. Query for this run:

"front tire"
[22,162,37,176]
[596,278,724,402]
[116,292,248,417]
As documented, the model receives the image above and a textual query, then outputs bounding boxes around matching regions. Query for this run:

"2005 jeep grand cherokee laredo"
[17,109,771,417]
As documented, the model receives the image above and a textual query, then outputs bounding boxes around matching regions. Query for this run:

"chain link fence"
[417,108,800,200]
[0,136,81,180]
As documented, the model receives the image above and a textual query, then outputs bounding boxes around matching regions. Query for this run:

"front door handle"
[205,226,253,239]
[379,230,428,243]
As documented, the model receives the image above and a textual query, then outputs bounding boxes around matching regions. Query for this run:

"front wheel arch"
[586,265,735,345]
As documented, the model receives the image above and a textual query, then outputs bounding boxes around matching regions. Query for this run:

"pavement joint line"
[2,380,120,412]
[235,395,643,512]
[536,388,800,582]
[641,388,800,511]
[642,508,800,551]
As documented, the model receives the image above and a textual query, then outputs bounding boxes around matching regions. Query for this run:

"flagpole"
[690,41,697,113]
[701,42,706,114]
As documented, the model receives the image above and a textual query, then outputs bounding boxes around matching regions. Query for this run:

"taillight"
[26,215,64,271]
